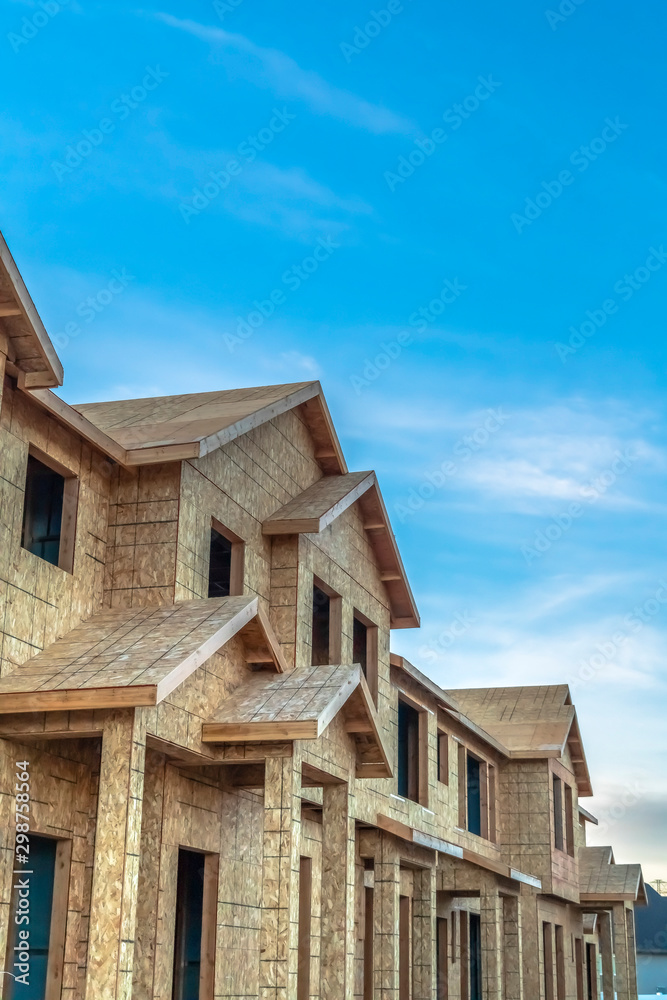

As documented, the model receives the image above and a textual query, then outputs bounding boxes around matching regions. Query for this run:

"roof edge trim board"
[202,720,318,742]
[197,382,325,458]
[126,442,201,465]
[375,813,541,887]
[24,388,130,467]
[155,597,260,703]
[262,471,375,535]
[0,232,63,385]
[578,804,599,825]
[0,684,157,714]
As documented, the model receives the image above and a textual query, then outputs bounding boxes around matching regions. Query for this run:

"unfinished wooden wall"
[0,382,111,676]
[0,734,100,1000]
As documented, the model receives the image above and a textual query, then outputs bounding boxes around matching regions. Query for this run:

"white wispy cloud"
[155,13,415,135]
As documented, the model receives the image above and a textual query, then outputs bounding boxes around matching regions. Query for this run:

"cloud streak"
[155,13,415,135]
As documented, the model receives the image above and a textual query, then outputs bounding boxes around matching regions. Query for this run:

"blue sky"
[2,0,667,878]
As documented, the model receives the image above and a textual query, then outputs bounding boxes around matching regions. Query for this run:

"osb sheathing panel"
[175,408,323,608]
[0,385,111,677]
[0,735,99,1000]
[144,634,256,755]
[84,708,146,1000]
[104,463,181,609]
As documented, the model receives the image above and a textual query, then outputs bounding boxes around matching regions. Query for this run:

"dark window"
[553,775,564,851]
[312,585,330,665]
[5,835,58,1000]
[21,454,64,567]
[438,731,449,784]
[585,943,597,1000]
[353,615,368,676]
[364,884,374,1000]
[564,783,575,856]
[397,699,420,801]
[467,754,482,837]
[436,917,449,999]
[208,528,233,597]
[469,913,482,1000]
[172,849,205,1000]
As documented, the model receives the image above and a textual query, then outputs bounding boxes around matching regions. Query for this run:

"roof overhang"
[0,232,63,389]
[264,475,419,629]
[0,596,285,714]
[202,663,391,779]
[578,804,599,826]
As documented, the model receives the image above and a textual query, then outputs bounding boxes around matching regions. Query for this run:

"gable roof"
[0,595,285,713]
[579,845,646,904]
[69,381,346,471]
[446,685,593,794]
[263,470,375,534]
[202,662,391,778]
[0,231,63,389]
[265,474,419,629]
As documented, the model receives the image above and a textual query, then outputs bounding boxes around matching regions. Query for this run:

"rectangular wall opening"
[436,917,448,999]
[466,754,482,837]
[399,895,411,1000]
[312,584,330,665]
[297,856,312,1000]
[469,913,481,1000]
[575,937,585,1000]
[553,775,564,851]
[543,922,554,1000]
[353,611,378,702]
[208,520,244,597]
[172,849,206,1000]
[437,731,449,784]
[397,699,420,802]
[555,924,566,1000]
[21,450,78,572]
[4,834,70,1000]
[564,784,575,857]
[459,911,469,1000]
[585,942,597,1000]
[363,883,374,1000]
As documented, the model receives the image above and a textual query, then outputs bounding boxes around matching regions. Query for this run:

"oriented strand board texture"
[0,383,110,677]
[0,371,644,1000]
[104,463,181,609]
[0,595,257,699]
[74,383,316,452]
[579,845,643,896]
